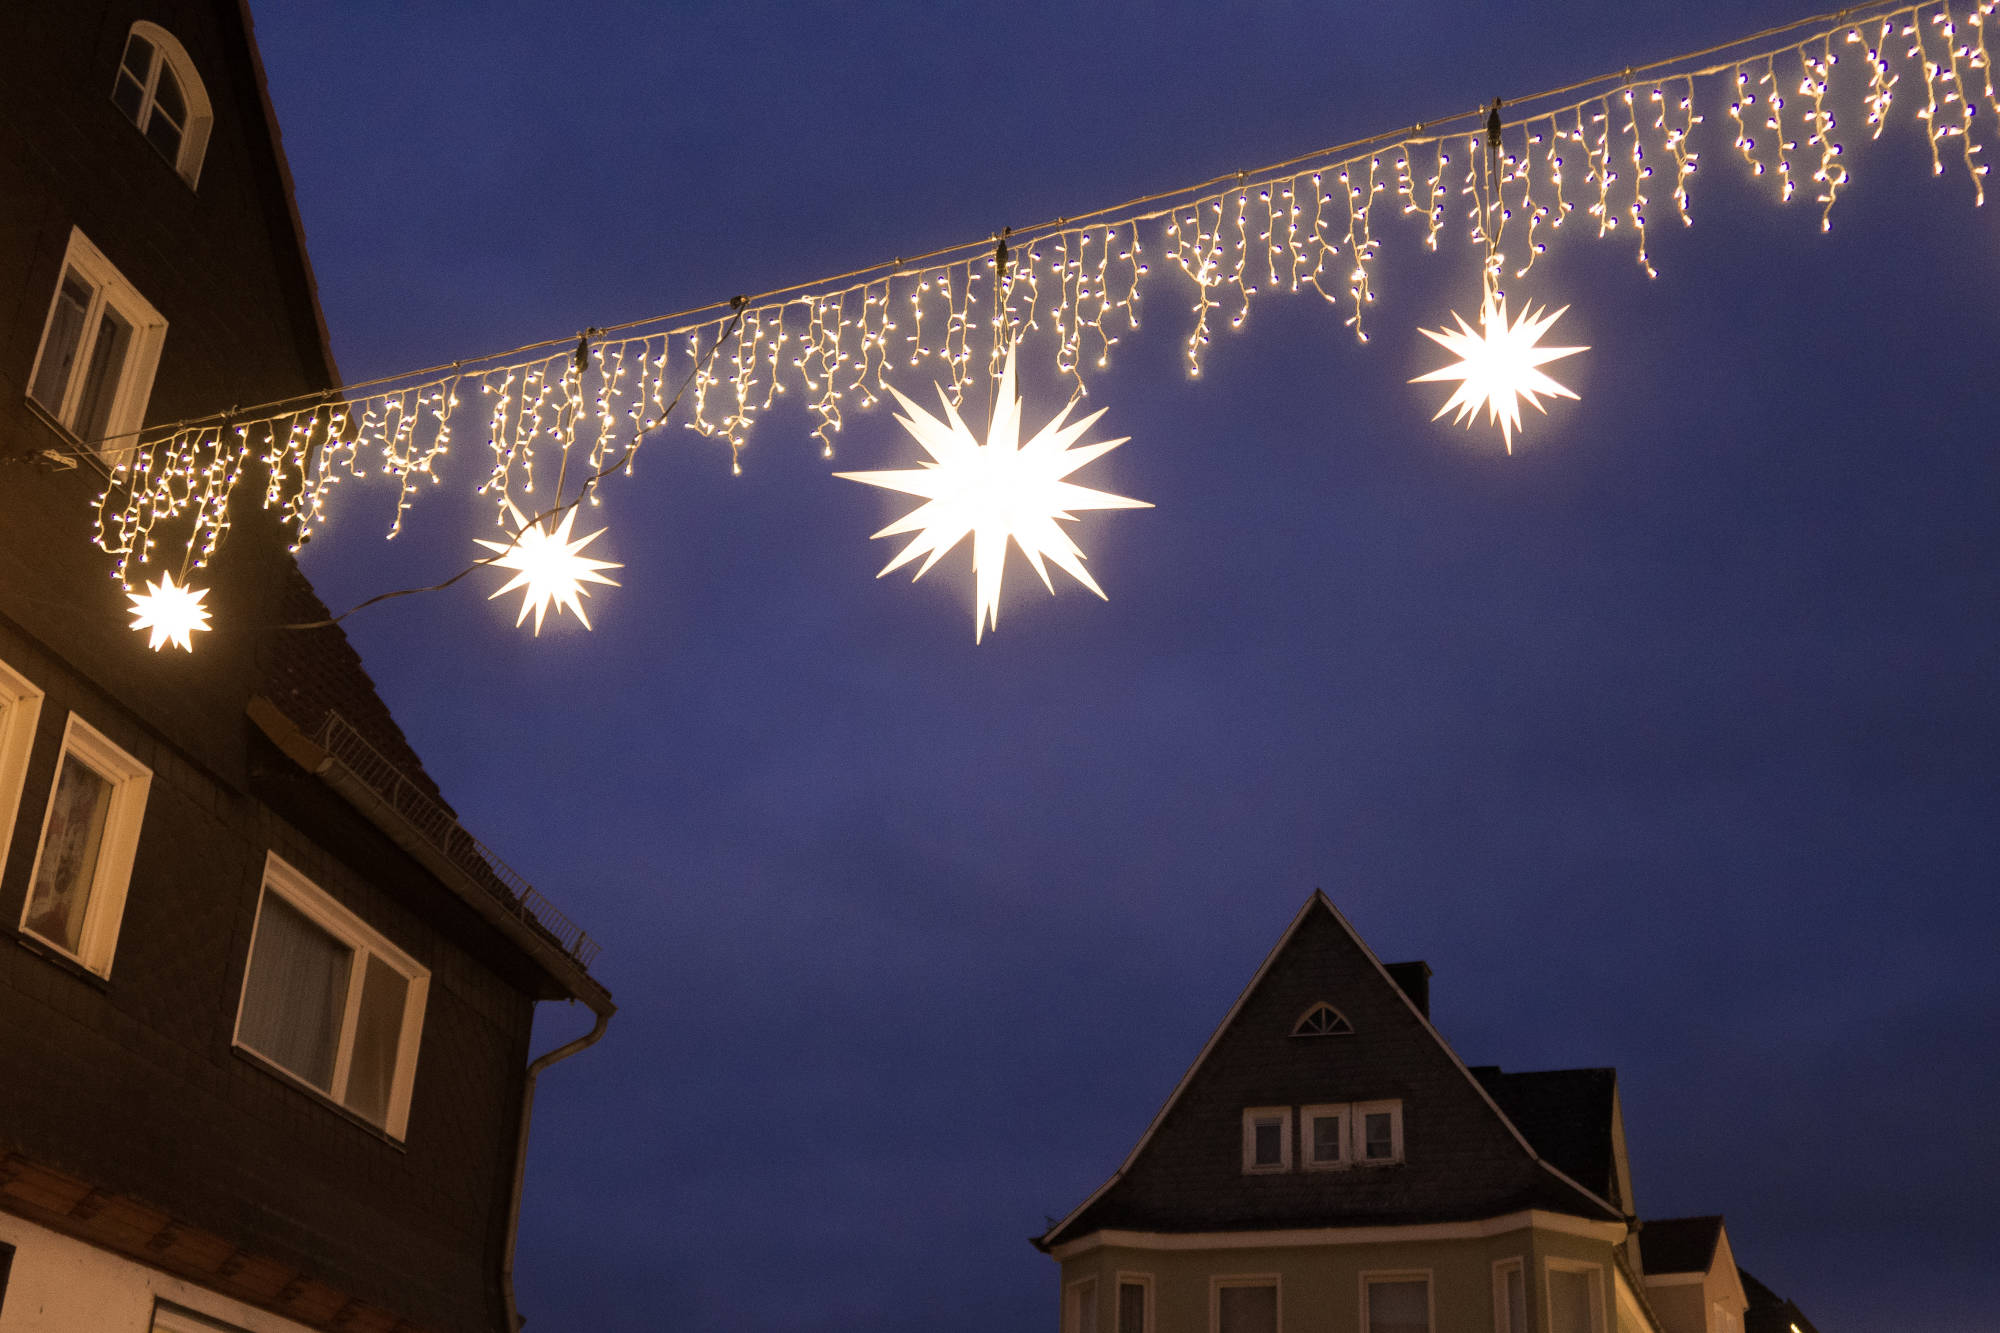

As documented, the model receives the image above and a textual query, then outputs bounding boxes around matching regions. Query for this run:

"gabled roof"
[1474,1066,1621,1209]
[1640,1214,1725,1276]
[1740,1267,1822,1333]
[1036,892,1621,1249]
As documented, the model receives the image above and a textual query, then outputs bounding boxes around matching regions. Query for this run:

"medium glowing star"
[126,572,212,652]
[836,346,1151,642]
[474,503,622,634]
[1411,296,1587,451]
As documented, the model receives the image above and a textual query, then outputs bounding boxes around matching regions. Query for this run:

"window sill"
[12,929,112,989]
[230,1044,409,1152]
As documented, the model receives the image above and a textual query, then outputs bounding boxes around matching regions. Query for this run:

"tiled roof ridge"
[264,558,454,816]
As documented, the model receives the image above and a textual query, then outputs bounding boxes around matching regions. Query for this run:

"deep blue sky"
[250,3,1999,1330]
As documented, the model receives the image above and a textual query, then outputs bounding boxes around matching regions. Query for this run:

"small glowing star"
[474,504,622,634]
[126,572,212,652]
[1411,296,1588,451]
[836,345,1151,642]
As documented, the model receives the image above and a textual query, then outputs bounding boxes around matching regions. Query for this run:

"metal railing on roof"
[311,710,602,970]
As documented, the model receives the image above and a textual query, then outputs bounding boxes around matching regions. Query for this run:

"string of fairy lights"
[91,0,1998,650]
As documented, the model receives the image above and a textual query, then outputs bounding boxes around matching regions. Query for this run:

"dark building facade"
[0,5,612,1332]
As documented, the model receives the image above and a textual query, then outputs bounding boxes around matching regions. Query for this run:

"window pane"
[344,953,409,1125]
[1506,1266,1527,1333]
[112,69,146,122]
[1549,1268,1595,1333]
[1367,1279,1429,1333]
[120,33,155,80]
[1253,1118,1282,1165]
[143,89,185,164]
[22,755,114,955]
[1067,1278,1097,1333]
[152,66,186,126]
[1312,1114,1342,1162]
[29,273,93,413]
[1365,1112,1393,1158]
[1117,1281,1146,1333]
[73,305,134,442]
[239,893,351,1092]
[1218,1285,1277,1333]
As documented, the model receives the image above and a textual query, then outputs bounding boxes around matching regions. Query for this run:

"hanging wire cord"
[32,0,1897,461]
[279,303,746,630]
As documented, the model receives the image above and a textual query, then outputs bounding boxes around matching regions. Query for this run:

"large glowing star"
[474,505,622,634]
[126,572,212,652]
[1411,297,1587,451]
[836,347,1151,642]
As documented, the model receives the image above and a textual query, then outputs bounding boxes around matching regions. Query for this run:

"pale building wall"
[0,1212,312,1333]
[1059,1222,1625,1333]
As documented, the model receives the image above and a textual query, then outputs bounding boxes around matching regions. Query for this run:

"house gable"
[1039,892,1619,1246]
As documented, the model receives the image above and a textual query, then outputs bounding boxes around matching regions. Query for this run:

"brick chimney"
[1385,960,1432,1020]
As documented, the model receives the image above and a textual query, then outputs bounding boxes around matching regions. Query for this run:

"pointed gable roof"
[1475,1067,1623,1210]
[1639,1215,1724,1276]
[1038,892,1621,1249]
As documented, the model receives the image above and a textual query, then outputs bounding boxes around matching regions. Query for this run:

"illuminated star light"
[474,503,623,634]
[836,345,1151,642]
[126,572,212,652]
[1411,296,1588,451]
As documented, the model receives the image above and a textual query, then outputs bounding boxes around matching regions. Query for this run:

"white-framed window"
[1354,1098,1404,1165]
[1291,1001,1354,1036]
[26,228,167,455]
[1301,1102,1349,1169]
[153,1301,252,1332]
[0,657,45,878]
[1493,1258,1528,1333]
[1241,1106,1292,1173]
[17,714,150,977]
[1545,1259,1605,1333]
[1116,1273,1154,1333]
[233,853,430,1139]
[110,21,213,187]
[1212,1276,1279,1333]
[1362,1271,1432,1333]
[1064,1276,1099,1333]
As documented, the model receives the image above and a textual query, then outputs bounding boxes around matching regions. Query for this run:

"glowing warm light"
[474,503,622,634]
[1411,295,1587,451]
[126,572,211,652]
[836,345,1150,642]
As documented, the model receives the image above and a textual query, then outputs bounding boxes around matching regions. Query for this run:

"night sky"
[247,3,1999,1329]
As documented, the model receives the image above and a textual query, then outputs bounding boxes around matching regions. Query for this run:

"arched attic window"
[1292,1002,1354,1037]
[110,22,213,188]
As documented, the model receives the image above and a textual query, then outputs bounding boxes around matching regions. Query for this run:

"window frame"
[232,853,430,1140]
[0,657,45,879]
[1353,1097,1405,1166]
[1291,1001,1354,1037]
[1240,1105,1293,1174]
[1301,1102,1350,1170]
[1210,1274,1281,1333]
[16,713,151,977]
[1360,1269,1434,1333]
[1493,1258,1527,1333]
[1543,1258,1607,1333]
[111,21,213,187]
[25,228,167,457]
[1115,1272,1155,1333]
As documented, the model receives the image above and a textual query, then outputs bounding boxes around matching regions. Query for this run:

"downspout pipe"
[501,1002,612,1332]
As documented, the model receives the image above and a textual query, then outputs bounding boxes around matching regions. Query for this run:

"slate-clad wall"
[0,5,548,1331]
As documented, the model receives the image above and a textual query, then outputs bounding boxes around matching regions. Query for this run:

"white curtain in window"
[1549,1268,1597,1333]
[344,954,409,1125]
[1219,1285,1277,1333]
[22,755,113,954]
[239,892,350,1092]
[1367,1279,1429,1333]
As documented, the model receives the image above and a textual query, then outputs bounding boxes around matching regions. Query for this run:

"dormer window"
[27,229,167,454]
[1291,1002,1353,1037]
[110,23,212,187]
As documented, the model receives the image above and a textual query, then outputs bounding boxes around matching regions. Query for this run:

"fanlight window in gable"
[1292,1003,1354,1037]
[110,23,213,187]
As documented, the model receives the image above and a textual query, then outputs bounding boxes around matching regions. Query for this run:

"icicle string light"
[80,0,1998,585]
